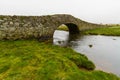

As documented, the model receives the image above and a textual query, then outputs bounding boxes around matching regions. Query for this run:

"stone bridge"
[0,14,102,40]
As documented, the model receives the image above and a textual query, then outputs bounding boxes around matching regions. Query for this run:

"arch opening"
[53,23,79,46]
[53,24,69,46]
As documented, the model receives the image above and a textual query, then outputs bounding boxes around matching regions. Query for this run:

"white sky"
[0,0,120,24]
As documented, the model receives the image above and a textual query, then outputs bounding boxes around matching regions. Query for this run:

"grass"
[57,24,69,31]
[0,39,120,80]
[81,25,120,36]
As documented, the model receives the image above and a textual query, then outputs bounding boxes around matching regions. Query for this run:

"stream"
[53,30,120,76]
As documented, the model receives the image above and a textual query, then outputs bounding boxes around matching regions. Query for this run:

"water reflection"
[53,30,120,76]
[53,30,80,46]
[53,30,69,47]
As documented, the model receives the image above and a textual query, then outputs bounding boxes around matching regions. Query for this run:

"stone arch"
[52,23,80,42]
[54,23,80,35]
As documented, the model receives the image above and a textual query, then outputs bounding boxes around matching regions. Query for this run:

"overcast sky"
[0,0,120,24]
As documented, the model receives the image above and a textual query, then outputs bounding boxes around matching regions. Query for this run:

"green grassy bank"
[0,39,120,80]
[82,25,120,36]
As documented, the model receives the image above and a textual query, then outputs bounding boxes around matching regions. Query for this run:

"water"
[53,30,120,76]
[53,30,69,47]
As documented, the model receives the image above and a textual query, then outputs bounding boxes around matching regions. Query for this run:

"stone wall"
[0,14,103,40]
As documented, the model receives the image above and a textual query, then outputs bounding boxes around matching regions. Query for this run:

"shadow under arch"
[65,23,80,34]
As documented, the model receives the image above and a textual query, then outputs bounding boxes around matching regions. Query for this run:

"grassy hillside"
[0,39,119,80]
[82,25,120,36]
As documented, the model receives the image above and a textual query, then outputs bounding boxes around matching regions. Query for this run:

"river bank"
[81,25,120,36]
[0,39,120,80]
